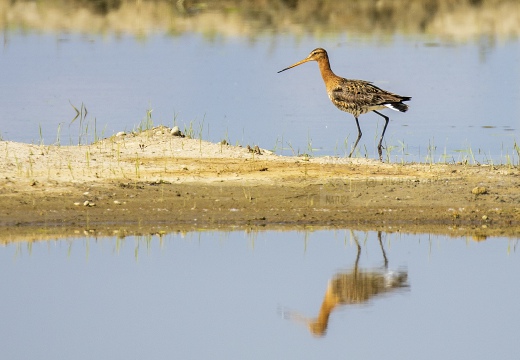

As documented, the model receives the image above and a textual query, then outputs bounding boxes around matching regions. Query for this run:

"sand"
[1,126,519,243]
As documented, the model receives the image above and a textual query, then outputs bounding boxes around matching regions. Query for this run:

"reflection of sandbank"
[284,232,408,337]
[1,0,518,41]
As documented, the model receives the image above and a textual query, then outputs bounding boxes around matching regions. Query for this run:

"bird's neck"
[317,58,335,84]
[308,283,339,336]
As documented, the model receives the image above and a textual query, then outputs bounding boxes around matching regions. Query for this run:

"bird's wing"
[330,82,388,107]
[331,80,403,106]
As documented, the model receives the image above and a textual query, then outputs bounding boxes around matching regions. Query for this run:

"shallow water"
[2,4,519,358]
[1,230,519,359]
[0,1,519,163]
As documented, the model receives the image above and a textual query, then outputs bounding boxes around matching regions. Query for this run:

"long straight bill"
[277,58,312,73]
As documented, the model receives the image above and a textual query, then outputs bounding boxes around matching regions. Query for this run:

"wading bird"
[282,232,409,337]
[278,48,411,161]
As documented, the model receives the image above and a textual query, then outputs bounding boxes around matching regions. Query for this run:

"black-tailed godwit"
[278,48,411,161]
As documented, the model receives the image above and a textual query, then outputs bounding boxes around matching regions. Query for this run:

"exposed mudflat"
[1,126,519,243]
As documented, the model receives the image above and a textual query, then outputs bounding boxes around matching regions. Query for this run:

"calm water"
[0,3,519,163]
[2,4,519,358]
[1,230,519,359]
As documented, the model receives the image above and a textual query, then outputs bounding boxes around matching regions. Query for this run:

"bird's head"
[278,48,328,73]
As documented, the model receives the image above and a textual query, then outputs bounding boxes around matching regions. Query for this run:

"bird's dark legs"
[377,231,389,268]
[374,111,389,161]
[350,230,362,271]
[348,117,362,158]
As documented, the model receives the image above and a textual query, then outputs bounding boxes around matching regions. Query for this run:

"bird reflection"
[284,232,408,337]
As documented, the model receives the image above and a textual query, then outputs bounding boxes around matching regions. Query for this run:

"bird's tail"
[384,97,411,113]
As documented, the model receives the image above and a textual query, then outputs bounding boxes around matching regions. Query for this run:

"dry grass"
[1,0,518,41]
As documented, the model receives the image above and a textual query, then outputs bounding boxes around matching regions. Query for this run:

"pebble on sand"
[171,126,182,136]
[471,186,487,195]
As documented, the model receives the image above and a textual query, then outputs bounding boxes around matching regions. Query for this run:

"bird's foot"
[377,145,384,162]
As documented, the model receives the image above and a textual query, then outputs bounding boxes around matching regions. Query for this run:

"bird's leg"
[348,117,362,158]
[374,111,389,161]
[377,231,389,268]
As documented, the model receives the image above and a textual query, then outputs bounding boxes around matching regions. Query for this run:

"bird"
[282,232,408,337]
[278,48,411,161]
[304,266,408,336]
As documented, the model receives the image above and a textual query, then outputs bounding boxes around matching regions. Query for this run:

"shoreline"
[1,126,519,243]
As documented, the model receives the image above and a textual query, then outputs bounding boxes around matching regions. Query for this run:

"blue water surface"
[1,32,518,162]
[1,230,518,360]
